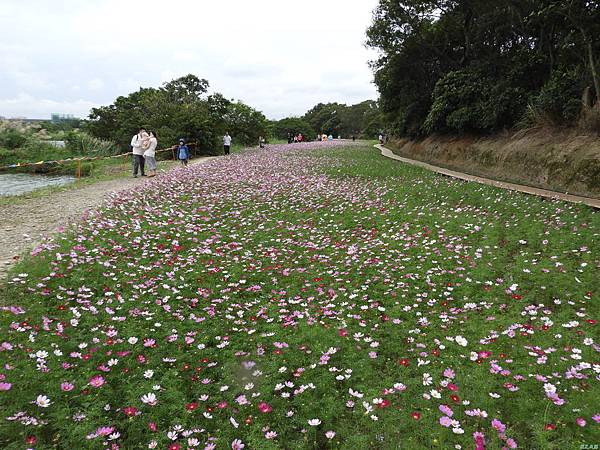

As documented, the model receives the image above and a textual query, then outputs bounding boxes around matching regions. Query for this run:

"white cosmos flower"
[35,395,51,408]
[141,392,157,406]
[423,373,433,386]
[349,388,364,398]
[308,419,321,426]
[167,431,178,441]
[144,370,154,379]
[455,336,468,347]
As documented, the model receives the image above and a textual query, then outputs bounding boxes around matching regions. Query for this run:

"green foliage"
[270,117,315,141]
[530,68,586,125]
[303,101,383,138]
[86,74,268,154]
[223,102,269,146]
[0,128,28,149]
[368,0,600,136]
[64,131,120,156]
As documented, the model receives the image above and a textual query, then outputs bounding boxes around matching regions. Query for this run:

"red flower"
[378,399,391,408]
[245,416,253,424]
[544,423,556,431]
[587,319,597,325]
[512,294,522,300]
[148,422,157,432]
[447,383,459,392]
[123,406,138,417]
[169,444,180,450]
[411,412,421,420]
[399,359,410,367]
[26,435,37,445]
[186,402,198,411]
[450,394,460,403]
[338,329,348,337]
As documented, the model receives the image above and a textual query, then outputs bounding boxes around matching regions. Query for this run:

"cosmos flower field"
[0,141,598,449]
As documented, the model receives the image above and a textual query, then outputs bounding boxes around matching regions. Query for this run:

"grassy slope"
[0,143,598,449]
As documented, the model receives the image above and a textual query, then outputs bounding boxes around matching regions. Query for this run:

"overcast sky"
[0,0,380,120]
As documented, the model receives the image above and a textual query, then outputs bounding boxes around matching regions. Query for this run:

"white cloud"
[0,0,379,120]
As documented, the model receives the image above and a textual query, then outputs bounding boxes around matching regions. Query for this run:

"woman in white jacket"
[144,131,158,177]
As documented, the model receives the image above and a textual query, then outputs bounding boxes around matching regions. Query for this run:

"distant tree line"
[269,101,384,140]
[367,0,600,137]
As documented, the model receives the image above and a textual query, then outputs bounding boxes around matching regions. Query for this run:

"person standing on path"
[131,127,148,178]
[144,131,158,177]
[223,132,232,155]
[177,139,190,166]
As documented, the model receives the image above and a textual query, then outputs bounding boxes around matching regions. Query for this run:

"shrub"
[423,69,487,134]
[528,68,585,126]
[0,128,28,149]
[65,132,119,156]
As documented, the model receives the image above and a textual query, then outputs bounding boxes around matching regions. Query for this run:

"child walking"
[177,139,189,166]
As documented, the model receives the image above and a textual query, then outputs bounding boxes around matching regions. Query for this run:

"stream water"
[0,173,76,197]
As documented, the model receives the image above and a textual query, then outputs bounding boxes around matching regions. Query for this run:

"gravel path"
[0,157,217,279]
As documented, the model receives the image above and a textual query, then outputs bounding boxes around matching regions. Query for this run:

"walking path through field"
[377,144,600,209]
[0,157,217,279]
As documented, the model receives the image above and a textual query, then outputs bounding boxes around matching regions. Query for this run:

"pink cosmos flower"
[0,382,12,391]
[491,419,506,433]
[439,404,453,417]
[231,439,245,450]
[89,375,105,388]
[506,438,518,448]
[443,368,455,379]
[258,402,272,413]
[576,417,586,427]
[440,416,453,428]
[592,414,600,424]
[473,431,485,450]
[325,431,336,439]
[60,382,74,392]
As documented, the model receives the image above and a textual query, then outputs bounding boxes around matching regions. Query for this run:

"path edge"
[376,144,600,209]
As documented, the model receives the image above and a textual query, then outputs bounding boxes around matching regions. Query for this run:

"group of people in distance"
[317,133,335,141]
[130,128,233,178]
[287,132,304,144]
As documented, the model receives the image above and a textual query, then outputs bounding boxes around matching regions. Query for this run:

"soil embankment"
[388,129,600,198]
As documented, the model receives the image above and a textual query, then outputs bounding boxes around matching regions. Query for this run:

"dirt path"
[0,157,217,279]
[377,144,600,209]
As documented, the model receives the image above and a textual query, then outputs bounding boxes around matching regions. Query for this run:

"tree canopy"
[86,75,268,153]
[367,0,600,137]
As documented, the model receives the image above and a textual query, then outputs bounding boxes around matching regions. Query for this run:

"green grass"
[0,143,598,449]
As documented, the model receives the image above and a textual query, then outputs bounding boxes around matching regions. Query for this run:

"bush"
[528,68,585,126]
[0,128,28,149]
[65,132,120,156]
[423,70,488,134]
[424,69,530,134]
